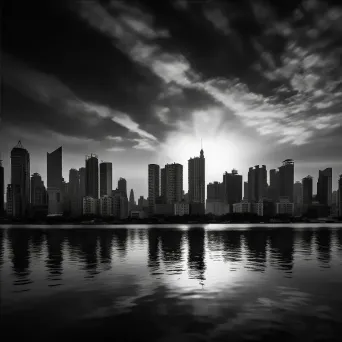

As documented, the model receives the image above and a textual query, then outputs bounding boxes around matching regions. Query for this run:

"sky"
[2,0,342,197]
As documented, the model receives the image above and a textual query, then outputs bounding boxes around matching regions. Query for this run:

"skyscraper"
[338,175,342,216]
[100,162,112,197]
[269,169,279,202]
[317,168,332,206]
[47,146,62,190]
[243,181,248,200]
[188,148,205,205]
[0,159,4,216]
[161,167,166,202]
[148,164,160,214]
[85,154,99,199]
[223,169,243,206]
[69,168,81,217]
[302,175,313,206]
[79,167,86,199]
[30,173,47,206]
[10,141,30,217]
[279,159,294,202]
[165,163,183,204]
[248,165,267,202]
[118,177,127,197]
[129,189,135,206]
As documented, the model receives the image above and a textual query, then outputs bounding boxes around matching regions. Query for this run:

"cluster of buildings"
[1,141,342,220]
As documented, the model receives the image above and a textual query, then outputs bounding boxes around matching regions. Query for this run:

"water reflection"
[269,228,295,273]
[187,228,206,283]
[46,230,64,285]
[316,229,332,267]
[99,230,114,266]
[299,229,314,257]
[0,229,4,268]
[244,229,268,272]
[113,229,128,258]
[30,229,45,258]
[148,229,160,274]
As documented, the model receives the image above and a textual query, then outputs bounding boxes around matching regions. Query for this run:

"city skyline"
[2,0,342,198]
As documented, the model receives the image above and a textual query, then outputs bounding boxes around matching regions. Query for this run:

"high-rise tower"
[85,154,99,199]
[279,159,294,202]
[100,162,112,197]
[188,148,205,206]
[148,164,160,214]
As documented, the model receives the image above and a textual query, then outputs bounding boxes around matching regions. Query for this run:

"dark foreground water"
[1,224,342,341]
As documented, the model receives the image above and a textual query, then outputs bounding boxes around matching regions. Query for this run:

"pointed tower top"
[15,140,23,148]
[200,138,204,157]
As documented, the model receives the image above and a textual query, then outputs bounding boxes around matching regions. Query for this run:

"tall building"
[30,173,47,206]
[206,181,228,215]
[338,175,342,216]
[188,148,205,205]
[302,175,313,206]
[243,181,248,200]
[129,189,135,206]
[317,168,332,206]
[0,159,4,216]
[10,141,30,217]
[85,154,99,199]
[223,169,243,206]
[79,167,86,199]
[118,177,127,197]
[269,169,279,202]
[47,146,62,189]
[293,181,302,205]
[279,159,294,202]
[148,164,160,214]
[165,163,183,204]
[248,165,267,202]
[100,162,112,197]
[161,167,166,202]
[69,168,81,217]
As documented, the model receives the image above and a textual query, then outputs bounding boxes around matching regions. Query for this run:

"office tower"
[161,167,166,202]
[188,148,205,205]
[47,146,62,189]
[0,159,4,216]
[85,154,99,199]
[302,175,313,206]
[138,195,144,209]
[129,189,135,206]
[243,181,248,200]
[223,169,243,206]
[293,182,302,205]
[79,167,86,199]
[69,168,81,217]
[338,175,342,216]
[30,173,47,206]
[118,177,127,197]
[206,181,228,215]
[207,182,224,201]
[317,168,332,206]
[269,169,279,201]
[279,159,294,202]
[10,141,30,217]
[165,163,183,204]
[100,162,112,197]
[248,165,267,202]
[148,164,160,214]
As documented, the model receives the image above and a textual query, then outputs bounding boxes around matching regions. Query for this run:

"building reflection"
[269,228,294,273]
[337,229,342,251]
[29,229,45,258]
[79,230,99,277]
[99,230,115,265]
[45,230,64,282]
[7,229,31,284]
[0,229,4,268]
[187,228,206,283]
[299,229,314,256]
[206,231,222,256]
[315,228,331,267]
[243,229,267,271]
[113,229,128,258]
[147,228,160,272]
[137,229,146,244]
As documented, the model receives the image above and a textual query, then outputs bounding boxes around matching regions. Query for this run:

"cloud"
[106,136,124,142]
[131,138,156,151]
[106,147,125,152]
[203,8,230,35]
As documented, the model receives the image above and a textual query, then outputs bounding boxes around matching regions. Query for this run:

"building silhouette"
[165,163,183,204]
[161,167,166,202]
[30,173,47,206]
[100,162,112,197]
[85,154,99,199]
[302,176,313,206]
[223,169,243,208]
[317,168,332,206]
[148,164,160,214]
[338,175,342,216]
[188,148,205,207]
[79,167,86,199]
[269,169,279,202]
[129,189,135,207]
[243,181,248,200]
[69,168,81,217]
[293,181,302,215]
[279,159,294,202]
[118,177,127,198]
[248,165,267,202]
[9,141,30,217]
[0,159,4,216]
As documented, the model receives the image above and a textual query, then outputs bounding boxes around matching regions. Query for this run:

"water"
[1,224,342,341]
